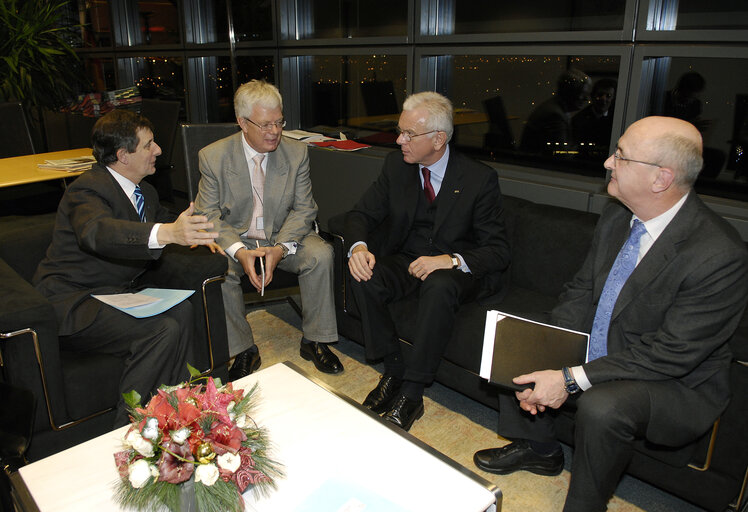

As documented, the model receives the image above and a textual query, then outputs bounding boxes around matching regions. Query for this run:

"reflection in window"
[648,0,748,31]
[644,56,748,200]
[287,0,407,39]
[423,0,625,35]
[129,56,184,103]
[61,0,112,47]
[429,54,620,176]
[83,57,116,93]
[232,0,273,41]
[297,55,406,142]
[128,1,181,45]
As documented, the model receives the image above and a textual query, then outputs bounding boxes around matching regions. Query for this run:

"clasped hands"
[236,244,285,292]
[348,245,453,282]
[513,369,569,415]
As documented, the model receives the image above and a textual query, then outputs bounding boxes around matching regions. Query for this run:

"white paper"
[479,310,502,380]
[92,292,161,309]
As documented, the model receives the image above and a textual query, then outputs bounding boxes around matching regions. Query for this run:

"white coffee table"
[18,362,501,511]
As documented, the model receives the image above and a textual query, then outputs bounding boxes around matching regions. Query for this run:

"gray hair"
[234,80,283,120]
[653,133,703,188]
[402,91,454,143]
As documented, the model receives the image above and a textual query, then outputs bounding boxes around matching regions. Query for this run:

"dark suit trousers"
[349,253,478,383]
[60,298,195,427]
[499,380,651,512]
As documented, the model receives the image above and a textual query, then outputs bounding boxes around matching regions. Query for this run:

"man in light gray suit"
[194,80,343,379]
[474,116,748,511]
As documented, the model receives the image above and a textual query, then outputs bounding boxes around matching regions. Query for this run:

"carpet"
[243,307,704,512]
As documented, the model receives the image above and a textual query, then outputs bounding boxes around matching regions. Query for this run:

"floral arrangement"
[113,365,282,512]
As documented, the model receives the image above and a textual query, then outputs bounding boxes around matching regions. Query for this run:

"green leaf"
[187,363,202,378]
[123,390,142,410]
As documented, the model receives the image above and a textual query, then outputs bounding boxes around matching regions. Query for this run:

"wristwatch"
[275,243,289,259]
[562,366,581,394]
[450,254,460,269]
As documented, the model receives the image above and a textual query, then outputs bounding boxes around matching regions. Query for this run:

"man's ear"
[652,166,676,193]
[432,130,447,150]
[116,147,129,165]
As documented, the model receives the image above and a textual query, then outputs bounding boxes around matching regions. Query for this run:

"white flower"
[227,401,235,412]
[171,427,190,445]
[217,452,241,473]
[195,463,220,486]
[124,430,155,458]
[142,417,160,441]
[128,459,157,489]
[234,414,247,429]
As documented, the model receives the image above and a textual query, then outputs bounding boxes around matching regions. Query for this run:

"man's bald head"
[627,116,703,189]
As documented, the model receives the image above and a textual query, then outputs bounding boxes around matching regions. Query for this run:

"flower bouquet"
[113,365,283,512]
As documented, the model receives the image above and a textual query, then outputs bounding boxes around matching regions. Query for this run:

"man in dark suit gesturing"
[34,110,220,425]
[474,116,748,511]
[344,91,510,431]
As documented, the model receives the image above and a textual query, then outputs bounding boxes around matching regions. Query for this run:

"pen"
[256,240,265,297]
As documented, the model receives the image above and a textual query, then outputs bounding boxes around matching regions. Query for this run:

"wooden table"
[18,362,501,511]
[0,148,92,188]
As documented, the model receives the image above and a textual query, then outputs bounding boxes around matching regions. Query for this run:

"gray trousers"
[222,231,338,356]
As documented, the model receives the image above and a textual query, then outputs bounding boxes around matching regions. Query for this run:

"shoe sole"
[473,458,563,476]
[300,348,344,374]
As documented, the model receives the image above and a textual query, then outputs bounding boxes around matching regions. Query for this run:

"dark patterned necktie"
[587,219,647,361]
[421,167,435,203]
[133,185,146,222]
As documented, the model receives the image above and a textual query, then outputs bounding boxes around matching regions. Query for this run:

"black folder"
[479,310,589,392]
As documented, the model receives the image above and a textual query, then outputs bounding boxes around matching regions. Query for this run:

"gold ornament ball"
[196,442,216,463]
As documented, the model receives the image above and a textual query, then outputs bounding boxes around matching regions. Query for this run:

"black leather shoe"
[299,340,344,374]
[228,347,261,381]
[383,394,424,431]
[473,440,564,476]
[362,375,403,414]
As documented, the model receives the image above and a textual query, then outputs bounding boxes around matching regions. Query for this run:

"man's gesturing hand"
[158,202,218,246]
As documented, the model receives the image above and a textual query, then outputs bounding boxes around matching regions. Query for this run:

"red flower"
[157,441,194,484]
[113,450,131,479]
[204,421,246,453]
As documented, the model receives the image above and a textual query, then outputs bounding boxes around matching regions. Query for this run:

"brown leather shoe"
[299,340,344,374]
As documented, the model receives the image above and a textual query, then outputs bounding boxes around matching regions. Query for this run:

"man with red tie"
[343,91,510,430]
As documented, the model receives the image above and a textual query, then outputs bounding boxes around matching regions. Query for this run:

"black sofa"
[0,213,231,461]
[328,194,748,512]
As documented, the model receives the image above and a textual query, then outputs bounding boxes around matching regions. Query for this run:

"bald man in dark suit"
[474,116,748,512]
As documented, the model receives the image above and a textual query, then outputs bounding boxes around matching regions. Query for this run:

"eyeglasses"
[244,117,286,132]
[395,127,438,142]
[612,153,661,168]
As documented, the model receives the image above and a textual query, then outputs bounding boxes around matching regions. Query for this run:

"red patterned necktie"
[422,167,435,203]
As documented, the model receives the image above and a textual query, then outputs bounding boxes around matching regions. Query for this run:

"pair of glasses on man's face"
[395,127,438,142]
[244,117,286,132]
[612,152,661,168]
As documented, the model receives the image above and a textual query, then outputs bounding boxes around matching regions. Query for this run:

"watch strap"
[562,366,581,394]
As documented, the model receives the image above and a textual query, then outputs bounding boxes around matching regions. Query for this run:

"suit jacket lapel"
[611,192,697,319]
[433,152,463,233]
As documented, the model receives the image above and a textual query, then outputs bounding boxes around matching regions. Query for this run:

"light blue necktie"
[587,219,647,361]
[133,185,146,222]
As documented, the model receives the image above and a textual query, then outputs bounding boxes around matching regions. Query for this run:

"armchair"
[0,213,230,461]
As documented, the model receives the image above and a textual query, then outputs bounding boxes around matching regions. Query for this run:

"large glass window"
[295,54,407,142]
[642,55,748,201]
[284,0,408,39]
[426,53,621,176]
[422,0,626,35]
[117,1,181,46]
[232,0,274,42]
[62,0,113,48]
[647,0,748,31]
[124,56,184,103]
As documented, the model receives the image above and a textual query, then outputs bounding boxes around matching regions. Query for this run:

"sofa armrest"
[0,258,69,433]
